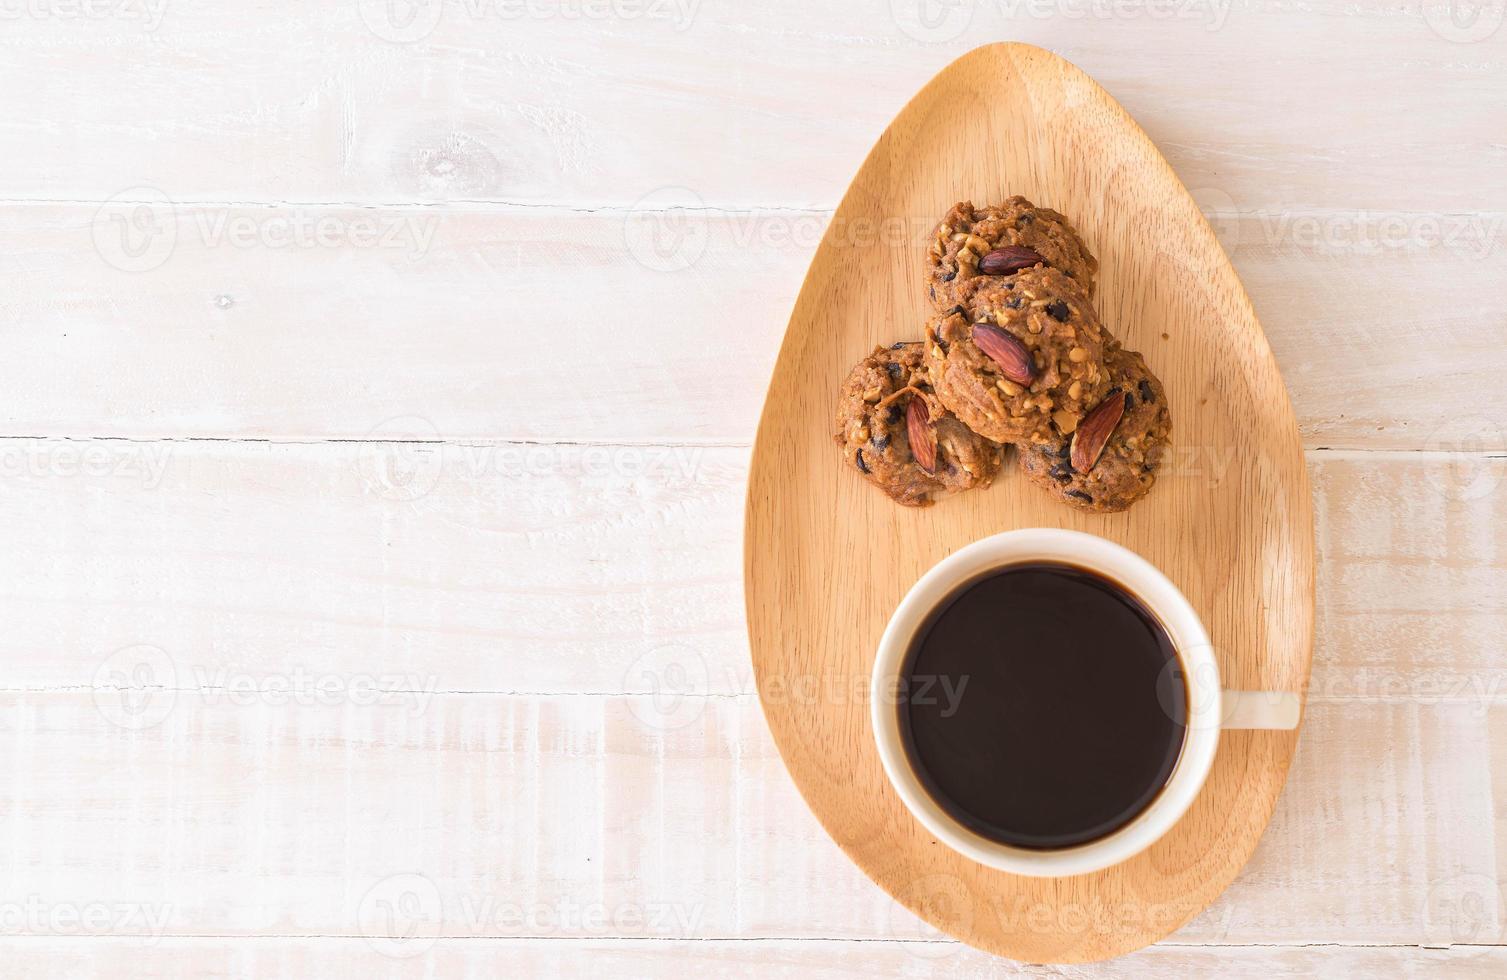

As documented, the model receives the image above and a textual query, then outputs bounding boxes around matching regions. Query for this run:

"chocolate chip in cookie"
[925,198,1099,311]
[833,342,1003,507]
[1016,346,1172,513]
[923,267,1111,446]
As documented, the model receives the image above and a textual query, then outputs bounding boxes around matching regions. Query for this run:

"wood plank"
[1309,451,1507,706]
[0,6,1499,212]
[0,443,1501,694]
[2,207,1502,448]
[0,693,1498,947]
[0,437,746,694]
[0,937,1500,979]
[0,449,1496,948]
[5,0,1499,967]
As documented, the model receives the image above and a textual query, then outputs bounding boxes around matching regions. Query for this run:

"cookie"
[1017,345,1171,513]
[924,267,1112,446]
[926,198,1098,311]
[834,342,1003,507]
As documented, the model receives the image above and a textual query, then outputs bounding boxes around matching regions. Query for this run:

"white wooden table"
[1,3,1504,976]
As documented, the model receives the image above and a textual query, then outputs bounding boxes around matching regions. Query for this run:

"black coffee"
[898,562,1186,849]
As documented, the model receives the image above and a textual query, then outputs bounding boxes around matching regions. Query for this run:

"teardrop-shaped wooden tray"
[744,43,1313,963]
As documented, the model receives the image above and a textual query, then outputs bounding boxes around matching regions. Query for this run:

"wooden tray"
[743,43,1314,963]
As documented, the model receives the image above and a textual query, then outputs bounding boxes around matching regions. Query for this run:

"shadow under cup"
[895,560,1190,851]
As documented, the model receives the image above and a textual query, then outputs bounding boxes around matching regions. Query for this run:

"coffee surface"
[900,562,1186,849]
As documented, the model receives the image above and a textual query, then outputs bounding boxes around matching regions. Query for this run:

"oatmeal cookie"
[1017,345,1171,513]
[926,198,1098,310]
[924,267,1111,446]
[834,342,1003,507]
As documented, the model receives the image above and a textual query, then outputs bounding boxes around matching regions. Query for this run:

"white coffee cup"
[870,528,1300,878]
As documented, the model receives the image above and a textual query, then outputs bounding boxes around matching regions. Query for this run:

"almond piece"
[971,323,1036,386]
[1071,389,1126,473]
[907,397,937,473]
[978,245,1046,276]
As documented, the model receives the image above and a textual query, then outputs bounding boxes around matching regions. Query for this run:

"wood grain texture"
[0,695,1498,946]
[0,450,1498,955]
[746,43,1314,962]
[0,939,1501,980]
[0,3,1499,213]
[0,1,1499,972]
[1,205,1502,449]
[0,444,1496,695]
[0,455,1494,952]
[0,438,742,694]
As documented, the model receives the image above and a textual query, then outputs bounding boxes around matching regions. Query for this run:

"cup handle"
[1221,690,1301,730]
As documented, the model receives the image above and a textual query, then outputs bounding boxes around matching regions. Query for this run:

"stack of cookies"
[833,198,1171,512]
